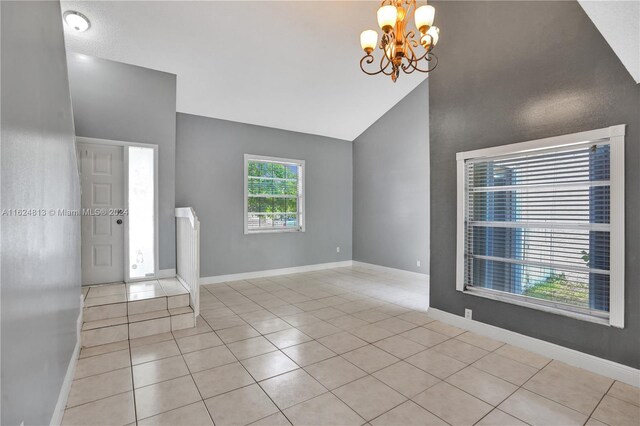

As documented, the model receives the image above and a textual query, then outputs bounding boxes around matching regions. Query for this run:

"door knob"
[116,219,123,225]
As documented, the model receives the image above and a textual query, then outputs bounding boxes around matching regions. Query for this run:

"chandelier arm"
[360,54,386,76]
[407,52,439,73]
[379,52,395,76]
[401,40,421,74]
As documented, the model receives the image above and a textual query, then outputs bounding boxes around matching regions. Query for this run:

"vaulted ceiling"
[61,1,429,141]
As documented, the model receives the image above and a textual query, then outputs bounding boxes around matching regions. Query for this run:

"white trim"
[76,137,160,283]
[455,125,625,160]
[243,153,306,235]
[50,295,83,426]
[427,308,640,387]
[351,261,430,281]
[201,261,353,284]
[608,130,625,328]
[455,125,626,327]
[157,268,176,279]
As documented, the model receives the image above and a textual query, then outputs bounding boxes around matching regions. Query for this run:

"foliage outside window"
[244,155,304,233]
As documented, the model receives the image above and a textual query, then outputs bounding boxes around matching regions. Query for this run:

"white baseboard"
[50,295,83,426]
[201,260,354,284]
[427,307,640,387]
[351,261,430,281]
[158,268,177,279]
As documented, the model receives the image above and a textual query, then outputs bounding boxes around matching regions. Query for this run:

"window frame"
[456,125,626,328]
[244,154,306,235]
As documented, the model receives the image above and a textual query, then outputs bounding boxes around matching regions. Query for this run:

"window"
[244,154,305,234]
[456,125,625,327]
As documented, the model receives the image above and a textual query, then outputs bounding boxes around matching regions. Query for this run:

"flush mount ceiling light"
[63,11,90,32]
[360,0,440,82]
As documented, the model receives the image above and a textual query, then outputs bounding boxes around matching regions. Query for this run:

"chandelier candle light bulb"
[360,0,440,82]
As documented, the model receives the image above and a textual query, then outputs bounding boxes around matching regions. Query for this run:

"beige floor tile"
[268,304,305,317]
[79,340,129,359]
[498,388,587,426]
[130,339,181,365]
[281,312,322,327]
[84,294,127,307]
[495,344,552,369]
[282,341,336,366]
[370,400,447,426]
[352,309,392,323]
[248,412,292,426]
[283,392,365,426]
[230,302,264,314]
[423,320,465,337]
[373,361,440,398]
[264,328,312,349]
[413,381,492,426]
[328,315,370,330]
[176,332,223,354]
[592,395,640,426]
[183,345,237,373]
[260,369,327,409]
[241,350,299,381]
[523,360,613,414]
[446,366,518,405]
[138,401,214,426]
[133,355,190,388]
[74,349,131,379]
[476,409,527,426]
[228,336,278,360]
[342,345,400,373]
[208,315,248,331]
[216,324,261,343]
[204,383,279,426]
[473,352,538,385]
[317,331,368,354]
[455,332,505,352]
[401,327,450,348]
[172,317,213,338]
[135,375,202,419]
[373,317,416,334]
[396,311,435,326]
[67,367,132,408]
[88,283,126,298]
[608,381,640,406]
[585,417,609,426]
[405,349,466,379]
[309,307,345,320]
[304,356,367,390]
[252,318,293,334]
[193,361,255,399]
[333,376,406,421]
[348,324,394,343]
[296,321,342,339]
[62,391,135,426]
[432,339,489,364]
[129,331,174,348]
[373,335,426,359]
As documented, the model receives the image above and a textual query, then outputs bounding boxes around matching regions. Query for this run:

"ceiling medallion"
[360,0,440,82]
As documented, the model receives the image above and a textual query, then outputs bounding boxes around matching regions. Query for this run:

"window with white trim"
[456,126,625,327]
[244,154,305,234]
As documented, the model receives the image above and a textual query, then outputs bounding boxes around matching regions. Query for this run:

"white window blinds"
[244,155,305,233]
[457,126,625,327]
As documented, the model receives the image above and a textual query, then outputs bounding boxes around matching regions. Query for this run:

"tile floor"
[63,266,640,426]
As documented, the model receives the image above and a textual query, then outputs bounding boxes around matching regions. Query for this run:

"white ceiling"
[578,0,640,84]
[61,1,429,141]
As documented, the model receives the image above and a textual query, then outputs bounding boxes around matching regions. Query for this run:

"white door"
[78,143,125,285]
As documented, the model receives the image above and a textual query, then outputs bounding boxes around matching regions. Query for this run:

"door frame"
[76,136,160,283]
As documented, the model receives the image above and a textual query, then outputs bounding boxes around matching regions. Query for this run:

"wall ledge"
[351,261,430,281]
[427,307,640,387]
[201,261,354,284]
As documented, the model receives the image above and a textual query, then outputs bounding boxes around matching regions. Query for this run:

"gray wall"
[176,114,352,277]
[429,1,639,367]
[353,80,430,274]
[1,1,81,424]
[67,54,177,271]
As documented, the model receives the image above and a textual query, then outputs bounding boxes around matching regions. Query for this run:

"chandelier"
[359,0,440,82]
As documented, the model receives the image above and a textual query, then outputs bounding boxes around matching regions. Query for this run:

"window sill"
[245,228,305,235]
[461,287,612,327]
